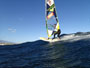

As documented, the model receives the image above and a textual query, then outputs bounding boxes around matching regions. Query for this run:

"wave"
[0,32,90,68]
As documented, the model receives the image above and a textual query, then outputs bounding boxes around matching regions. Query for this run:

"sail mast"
[45,0,49,38]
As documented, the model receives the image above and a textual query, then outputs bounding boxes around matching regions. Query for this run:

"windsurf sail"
[45,0,60,38]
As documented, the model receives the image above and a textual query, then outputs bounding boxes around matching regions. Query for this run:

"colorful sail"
[45,0,60,38]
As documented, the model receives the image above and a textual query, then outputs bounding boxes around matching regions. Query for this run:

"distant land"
[0,40,15,45]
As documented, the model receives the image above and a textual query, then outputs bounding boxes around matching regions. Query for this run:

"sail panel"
[45,0,60,38]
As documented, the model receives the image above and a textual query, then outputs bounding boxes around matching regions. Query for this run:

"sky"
[0,0,90,43]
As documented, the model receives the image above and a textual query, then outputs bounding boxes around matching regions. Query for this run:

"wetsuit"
[52,29,61,39]
[52,24,61,39]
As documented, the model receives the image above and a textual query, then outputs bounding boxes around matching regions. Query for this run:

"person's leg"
[57,29,61,38]
[54,33,56,39]
[52,31,56,39]
[52,31,55,35]
[57,33,60,38]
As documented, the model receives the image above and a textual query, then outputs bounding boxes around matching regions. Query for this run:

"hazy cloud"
[8,28,16,33]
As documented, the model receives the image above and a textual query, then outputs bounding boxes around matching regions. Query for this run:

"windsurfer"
[52,24,61,39]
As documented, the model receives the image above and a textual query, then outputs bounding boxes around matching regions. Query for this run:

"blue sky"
[0,0,90,43]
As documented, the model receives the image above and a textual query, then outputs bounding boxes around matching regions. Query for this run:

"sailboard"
[40,0,60,41]
[40,37,60,42]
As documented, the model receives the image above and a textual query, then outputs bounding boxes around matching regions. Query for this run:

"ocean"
[0,33,90,68]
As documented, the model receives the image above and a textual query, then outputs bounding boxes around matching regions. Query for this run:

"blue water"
[0,39,90,68]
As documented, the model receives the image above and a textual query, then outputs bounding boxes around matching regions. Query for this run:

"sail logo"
[47,12,54,19]
[47,0,54,6]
